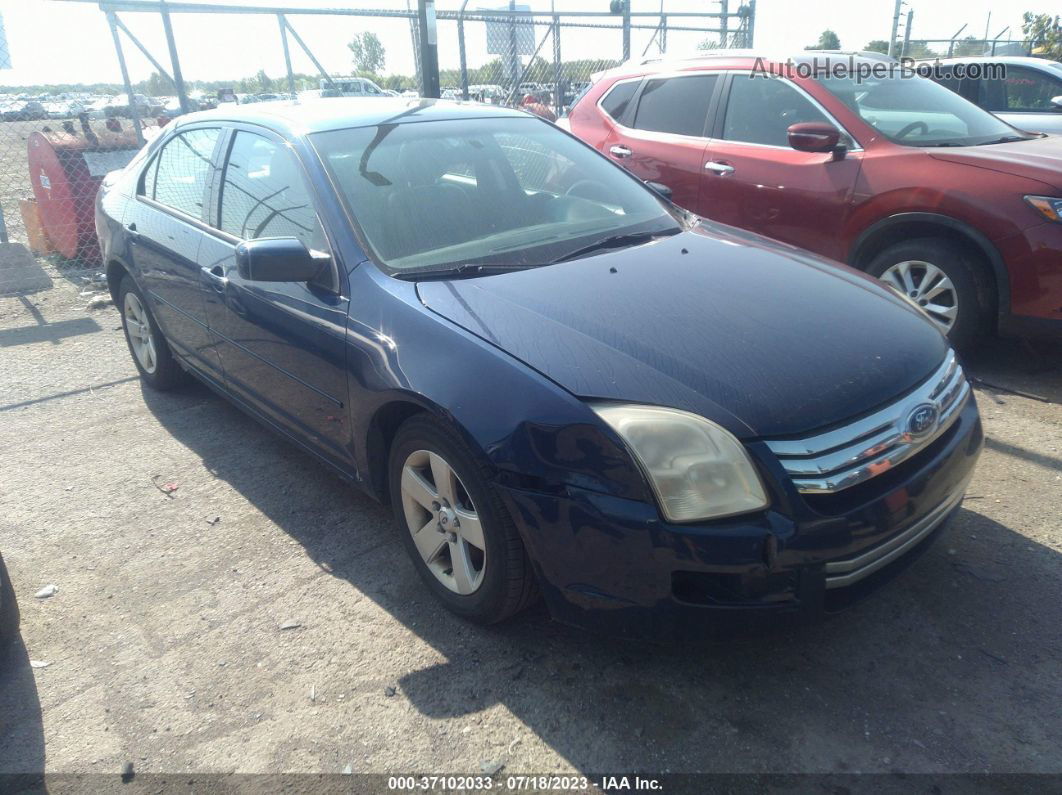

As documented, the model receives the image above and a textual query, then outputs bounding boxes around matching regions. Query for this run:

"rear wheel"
[388,414,537,624]
[119,275,186,390]
[866,238,989,352]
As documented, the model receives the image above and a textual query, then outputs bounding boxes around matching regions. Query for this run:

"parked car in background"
[95,99,982,638]
[319,77,388,98]
[0,552,18,656]
[45,99,86,118]
[925,57,1062,134]
[1,100,48,121]
[567,51,1062,349]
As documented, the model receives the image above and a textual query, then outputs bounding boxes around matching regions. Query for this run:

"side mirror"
[1051,96,1062,111]
[235,237,324,282]
[788,122,843,155]
[645,180,673,202]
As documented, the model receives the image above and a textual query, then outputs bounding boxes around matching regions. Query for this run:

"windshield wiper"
[394,263,538,281]
[977,135,1033,145]
[551,227,681,264]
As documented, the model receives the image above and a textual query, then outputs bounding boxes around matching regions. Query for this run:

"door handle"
[609,144,632,159]
[126,222,140,242]
[704,161,735,175]
[200,265,228,292]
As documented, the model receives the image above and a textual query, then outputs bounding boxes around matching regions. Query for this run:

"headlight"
[1024,195,1062,224]
[592,404,769,522]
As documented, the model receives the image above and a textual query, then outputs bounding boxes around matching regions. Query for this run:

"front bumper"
[500,395,984,641]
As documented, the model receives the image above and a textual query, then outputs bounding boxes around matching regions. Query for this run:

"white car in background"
[927,57,1062,134]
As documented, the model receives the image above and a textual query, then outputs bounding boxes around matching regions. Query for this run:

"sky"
[0,0,1042,88]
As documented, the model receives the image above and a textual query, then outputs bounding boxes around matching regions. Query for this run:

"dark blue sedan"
[96,99,983,639]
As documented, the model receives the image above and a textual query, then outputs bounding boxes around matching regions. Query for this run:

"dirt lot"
[1,255,1060,782]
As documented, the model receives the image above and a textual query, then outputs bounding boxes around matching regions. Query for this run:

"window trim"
[606,71,723,142]
[596,76,644,127]
[135,123,226,228]
[716,71,864,152]
[209,122,342,294]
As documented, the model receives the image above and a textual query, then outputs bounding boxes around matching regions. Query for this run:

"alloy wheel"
[880,260,958,334]
[399,449,486,595]
[124,291,158,374]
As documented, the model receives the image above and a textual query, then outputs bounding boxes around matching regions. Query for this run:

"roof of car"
[172,97,529,136]
[599,49,895,80]
[925,56,1060,69]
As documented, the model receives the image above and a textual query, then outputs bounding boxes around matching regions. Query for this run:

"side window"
[218,131,326,251]
[723,76,831,147]
[600,80,639,123]
[632,75,717,137]
[997,66,1062,112]
[149,128,220,218]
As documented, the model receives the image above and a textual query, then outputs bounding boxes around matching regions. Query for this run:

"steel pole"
[278,14,296,98]
[417,0,440,98]
[158,0,191,114]
[552,15,561,116]
[458,0,469,99]
[887,0,902,57]
[106,11,144,144]
[622,0,630,61]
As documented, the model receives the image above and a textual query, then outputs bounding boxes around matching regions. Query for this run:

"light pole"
[887,0,902,57]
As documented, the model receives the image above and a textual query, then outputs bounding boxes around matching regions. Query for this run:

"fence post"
[458,0,470,100]
[158,0,191,115]
[106,10,143,146]
[660,15,667,53]
[622,0,630,61]
[417,0,440,98]
[552,15,562,116]
[278,14,297,98]
[720,0,728,47]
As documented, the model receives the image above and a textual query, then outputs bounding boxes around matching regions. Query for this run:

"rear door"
[197,126,352,469]
[700,73,862,262]
[603,72,721,213]
[125,126,225,383]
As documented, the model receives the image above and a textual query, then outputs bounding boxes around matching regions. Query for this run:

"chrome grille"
[764,352,970,494]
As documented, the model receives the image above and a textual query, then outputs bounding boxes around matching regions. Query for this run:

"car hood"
[928,134,1062,191]
[417,223,949,439]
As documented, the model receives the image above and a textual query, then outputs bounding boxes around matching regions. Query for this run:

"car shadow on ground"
[136,371,1062,774]
[0,640,46,786]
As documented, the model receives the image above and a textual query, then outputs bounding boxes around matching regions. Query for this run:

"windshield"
[817,73,1034,146]
[311,116,678,274]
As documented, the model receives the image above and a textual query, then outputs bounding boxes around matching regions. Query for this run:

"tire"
[388,414,538,624]
[0,553,19,655]
[866,238,990,352]
[118,275,186,390]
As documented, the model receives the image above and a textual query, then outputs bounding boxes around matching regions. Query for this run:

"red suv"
[566,51,1062,350]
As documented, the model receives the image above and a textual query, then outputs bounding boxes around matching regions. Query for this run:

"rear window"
[599,80,639,123]
[632,75,717,137]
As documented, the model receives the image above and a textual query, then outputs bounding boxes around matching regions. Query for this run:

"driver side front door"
[197,127,352,471]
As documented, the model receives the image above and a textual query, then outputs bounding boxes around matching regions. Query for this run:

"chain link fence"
[0,1,749,279]
[900,38,1033,59]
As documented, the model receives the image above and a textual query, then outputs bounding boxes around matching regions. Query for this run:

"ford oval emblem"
[906,403,939,438]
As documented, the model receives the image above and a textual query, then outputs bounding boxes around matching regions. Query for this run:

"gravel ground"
[0,259,1060,780]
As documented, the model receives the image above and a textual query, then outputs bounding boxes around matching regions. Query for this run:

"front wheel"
[118,275,186,390]
[388,415,538,624]
[866,238,990,352]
